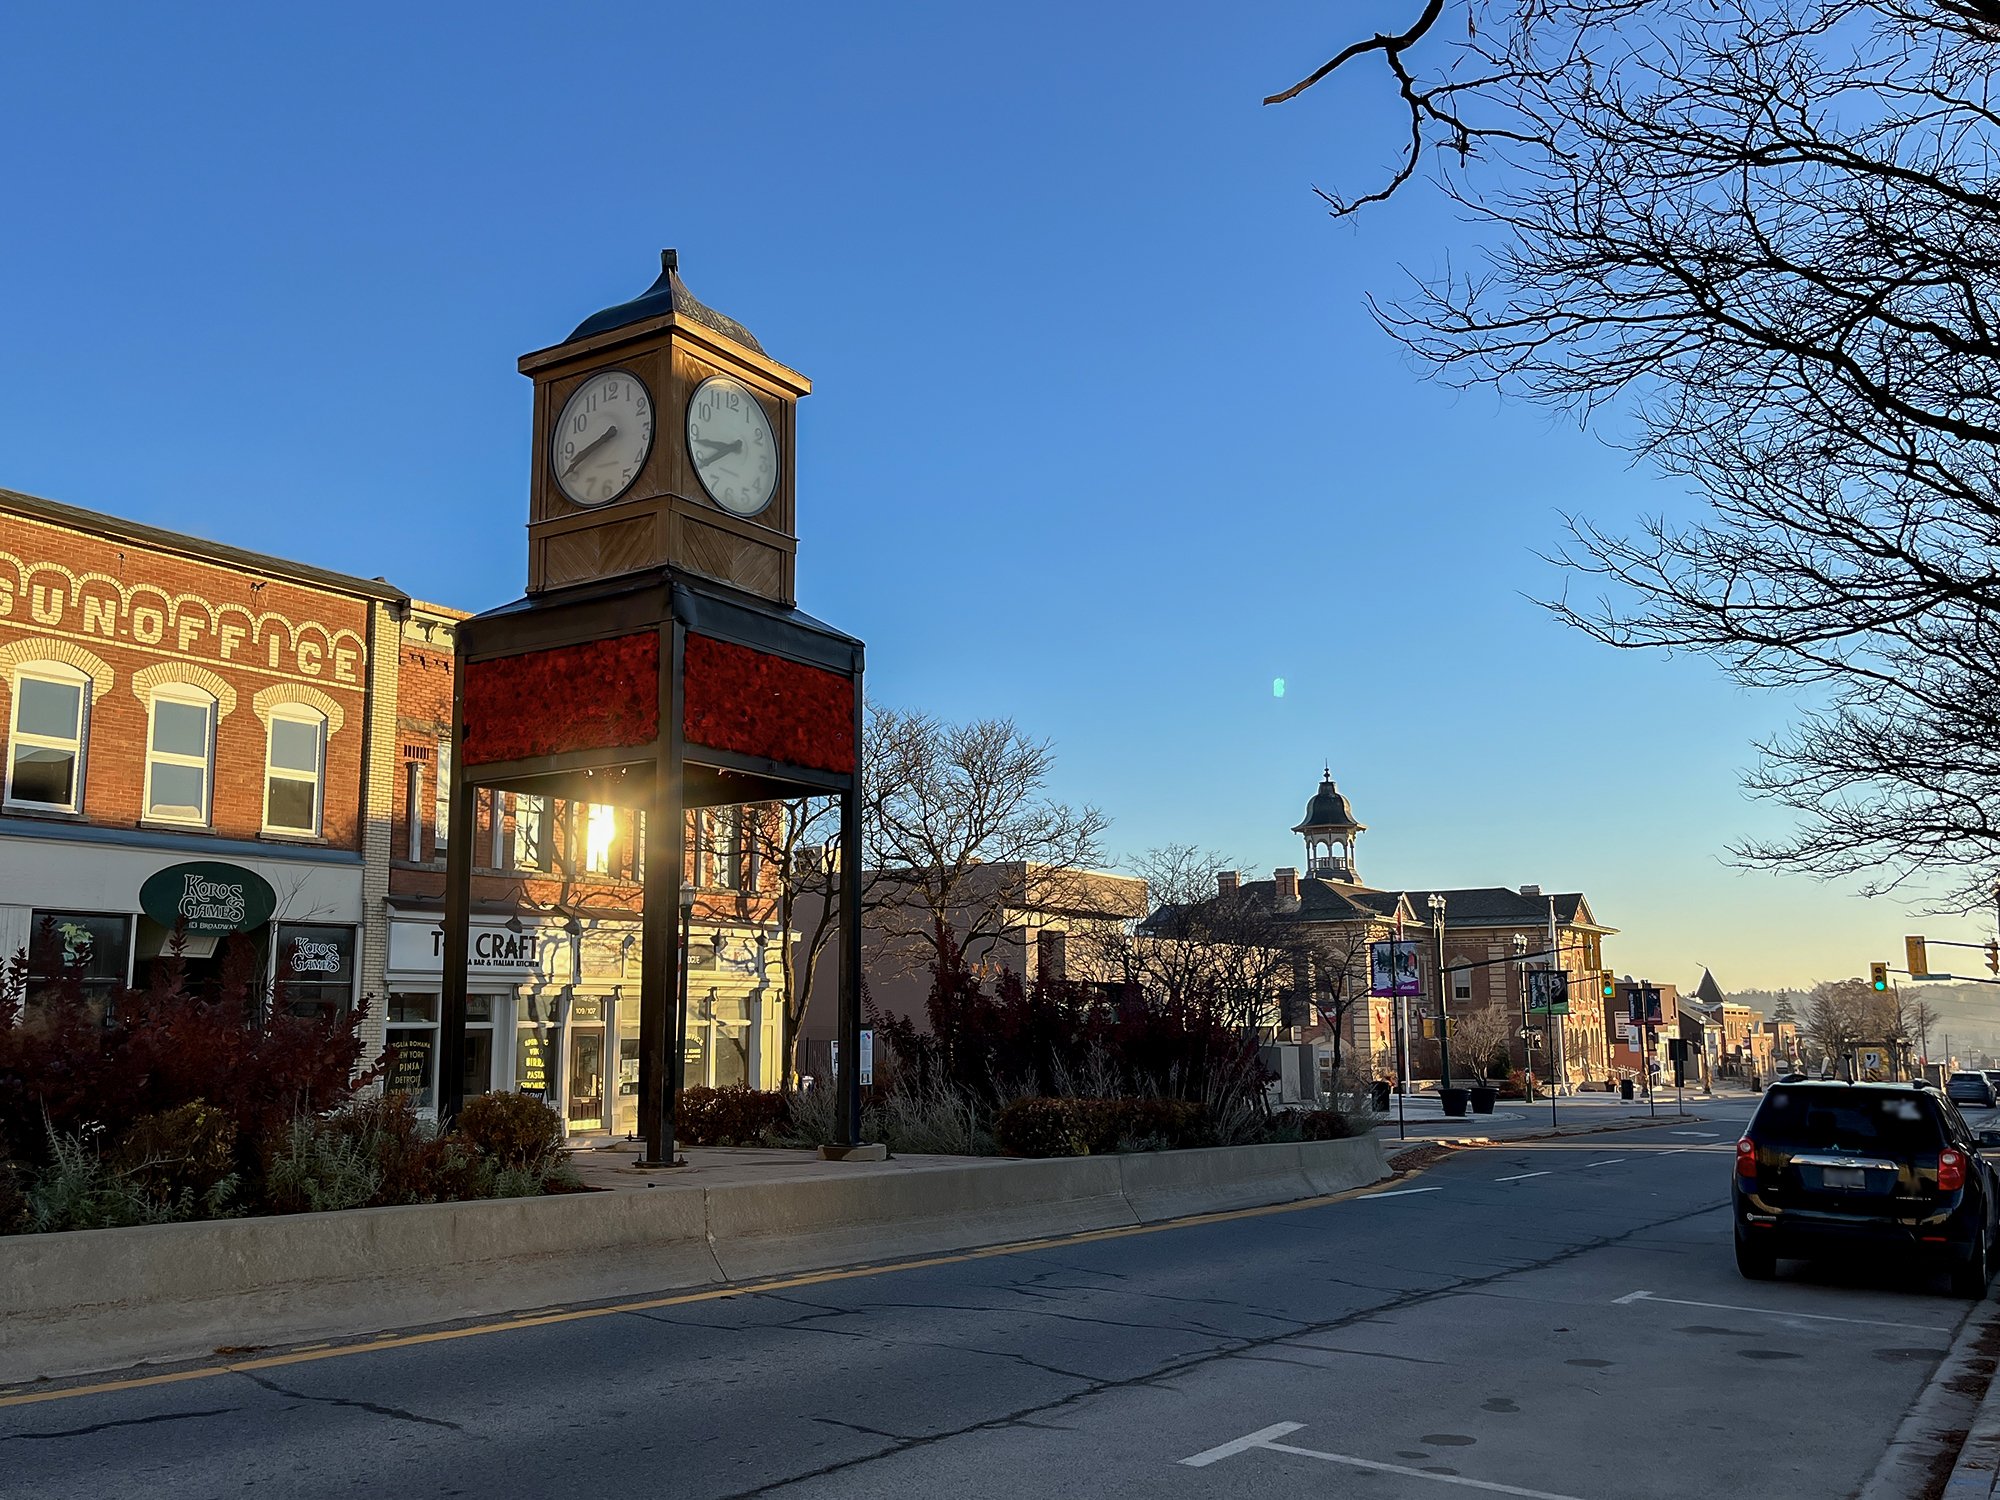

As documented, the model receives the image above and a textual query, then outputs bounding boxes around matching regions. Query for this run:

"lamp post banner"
[1370,940,1421,998]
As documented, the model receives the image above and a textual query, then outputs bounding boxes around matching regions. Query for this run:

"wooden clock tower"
[440,251,869,1168]
[518,250,810,603]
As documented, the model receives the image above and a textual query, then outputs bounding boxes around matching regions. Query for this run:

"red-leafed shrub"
[676,1085,788,1146]
[462,632,660,765]
[453,1090,564,1169]
[0,926,384,1167]
[683,633,856,774]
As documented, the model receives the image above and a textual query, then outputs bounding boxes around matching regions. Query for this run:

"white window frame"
[512,793,551,872]
[5,663,90,813]
[262,706,326,837]
[405,761,424,861]
[434,740,452,852]
[143,684,217,827]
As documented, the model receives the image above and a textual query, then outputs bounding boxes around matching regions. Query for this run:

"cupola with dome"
[1293,767,1365,883]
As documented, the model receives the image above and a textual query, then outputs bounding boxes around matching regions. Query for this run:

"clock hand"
[697,438,744,460]
[563,423,619,474]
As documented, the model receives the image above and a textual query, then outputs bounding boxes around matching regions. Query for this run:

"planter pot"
[1371,1081,1392,1112]
[1440,1087,1471,1118]
[1468,1086,1498,1115]
[1619,1079,1636,1101]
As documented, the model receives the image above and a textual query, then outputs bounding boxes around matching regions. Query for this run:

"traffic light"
[1988,941,1999,975]
[1906,936,1930,979]
[1870,962,1889,991]
[1601,971,1616,1001]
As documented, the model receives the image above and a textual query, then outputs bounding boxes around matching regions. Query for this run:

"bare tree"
[744,797,841,1087]
[1095,845,1303,1035]
[864,704,1110,971]
[1268,1,2000,912]
[1452,1005,1514,1086]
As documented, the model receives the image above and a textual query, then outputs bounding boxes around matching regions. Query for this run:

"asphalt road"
[2,1099,1985,1500]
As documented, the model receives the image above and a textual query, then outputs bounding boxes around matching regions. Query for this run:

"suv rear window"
[1753,1088,1946,1155]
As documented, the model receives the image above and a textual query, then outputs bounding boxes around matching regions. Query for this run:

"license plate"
[1821,1166,1866,1190]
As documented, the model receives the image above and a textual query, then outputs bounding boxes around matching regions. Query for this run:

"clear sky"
[2,2,1986,991]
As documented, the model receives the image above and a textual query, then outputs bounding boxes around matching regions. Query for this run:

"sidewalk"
[1371,1086,1719,1142]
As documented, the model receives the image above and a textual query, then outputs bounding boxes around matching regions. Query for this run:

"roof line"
[0,486,409,604]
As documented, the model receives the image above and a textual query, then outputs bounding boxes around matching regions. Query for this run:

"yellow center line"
[0,1179,1412,1413]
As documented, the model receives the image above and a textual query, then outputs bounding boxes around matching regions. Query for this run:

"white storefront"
[384,905,784,1138]
[0,823,365,1020]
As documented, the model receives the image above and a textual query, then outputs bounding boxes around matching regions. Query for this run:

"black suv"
[1733,1080,1997,1294]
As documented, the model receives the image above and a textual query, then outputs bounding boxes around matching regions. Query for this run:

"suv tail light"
[1940,1150,1967,1192]
[1737,1138,1758,1180]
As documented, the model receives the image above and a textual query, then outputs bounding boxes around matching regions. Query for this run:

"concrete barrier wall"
[1,1133,1389,1383]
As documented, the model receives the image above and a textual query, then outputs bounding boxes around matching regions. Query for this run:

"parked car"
[1948,1073,1996,1109]
[1734,1080,1997,1294]
[1983,1070,2000,1100]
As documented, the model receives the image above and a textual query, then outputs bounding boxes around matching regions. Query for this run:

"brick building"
[0,487,404,1054]
[385,602,792,1138]
[1193,769,1617,1091]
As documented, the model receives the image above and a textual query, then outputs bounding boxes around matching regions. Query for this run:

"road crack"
[2,1406,240,1441]
[708,1197,1727,1498]
[238,1371,461,1430]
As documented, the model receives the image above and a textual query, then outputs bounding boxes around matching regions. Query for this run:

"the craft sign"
[0,549,367,687]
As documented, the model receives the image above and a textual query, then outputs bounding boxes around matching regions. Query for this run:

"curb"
[1858,1295,2000,1500]
[0,1134,1390,1384]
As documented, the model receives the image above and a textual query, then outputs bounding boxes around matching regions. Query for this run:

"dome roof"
[1293,768,1363,833]
[567,249,764,352]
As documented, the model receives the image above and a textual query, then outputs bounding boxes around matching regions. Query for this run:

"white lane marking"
[1581,1158,1627,1169]
[1611,1289,1949,1333]
[1180,1422,1591,1498]
[1493,1171,1552,1183]
[1672,1130,1719,1137]
[1358,1187,1443,1200]
[1181,1422,1305,1467]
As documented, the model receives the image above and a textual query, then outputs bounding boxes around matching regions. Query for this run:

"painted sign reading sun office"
[0,530,367,689]
[139,860,279,935]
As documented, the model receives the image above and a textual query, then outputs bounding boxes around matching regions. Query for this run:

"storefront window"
[27,910,131,1017]
[387,992,439,1108]
[515,991,560,1101]
[275,923,357,1022]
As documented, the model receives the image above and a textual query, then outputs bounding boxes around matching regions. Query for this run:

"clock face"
[551,369,654,506]
[687,375,778,517]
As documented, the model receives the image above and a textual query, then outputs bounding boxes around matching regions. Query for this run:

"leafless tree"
[863,704,1110,971]
[1268,0,2000,912]
[1094,845,1303,1035]
[744,797,841,1086]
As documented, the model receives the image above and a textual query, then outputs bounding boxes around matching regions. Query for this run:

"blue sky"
[2,1,1980,990]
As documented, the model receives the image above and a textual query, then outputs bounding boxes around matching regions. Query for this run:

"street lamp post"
[1512,933,1531,1097]
[1429,893,1451,1092]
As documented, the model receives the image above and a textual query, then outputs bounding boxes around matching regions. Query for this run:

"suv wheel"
[1735,1228,1776,1281]
[1952,1231,1991,1299]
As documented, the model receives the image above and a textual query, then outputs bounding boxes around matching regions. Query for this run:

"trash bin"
[1371,1080,1391,1112]
[1619,1078,1635,1101]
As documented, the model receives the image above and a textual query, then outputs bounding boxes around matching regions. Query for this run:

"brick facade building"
[0,488,404,1056]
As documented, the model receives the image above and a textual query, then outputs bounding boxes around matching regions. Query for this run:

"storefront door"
[613,1000,640,1138]
[566,995,606,1132]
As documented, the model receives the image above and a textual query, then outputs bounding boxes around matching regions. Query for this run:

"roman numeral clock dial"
[551,369,654,506]
[687,375,778,518]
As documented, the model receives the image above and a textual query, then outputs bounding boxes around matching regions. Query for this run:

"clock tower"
[518,250,810,603]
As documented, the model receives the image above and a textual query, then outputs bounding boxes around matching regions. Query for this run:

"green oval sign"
[139,861,279,935]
